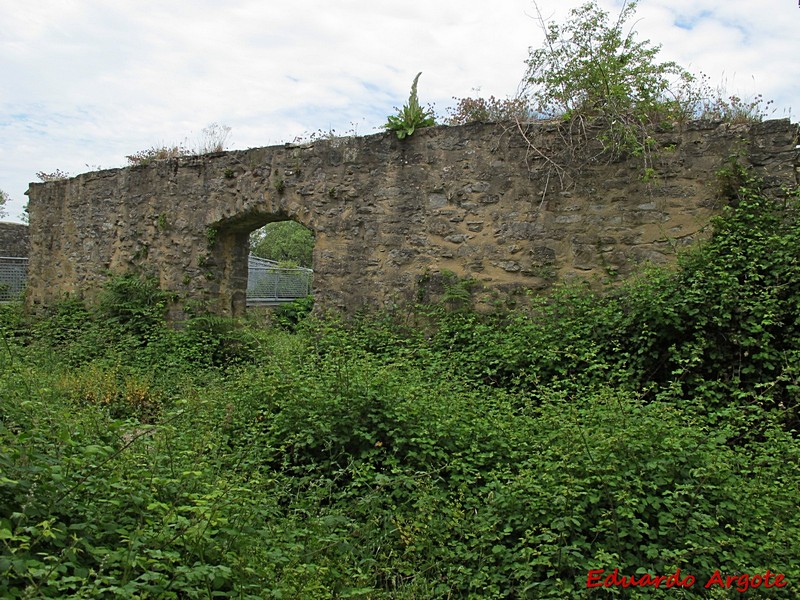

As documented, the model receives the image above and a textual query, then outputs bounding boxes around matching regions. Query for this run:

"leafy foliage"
[384,72,436,140]
[524,0,691,160]
[249,221,314,268]
[270,295,314,330]
[98,273,170,341]
[525,1,686,118]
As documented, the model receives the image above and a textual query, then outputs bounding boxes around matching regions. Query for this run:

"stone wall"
[25,119,798,316]
[0,222,29,257]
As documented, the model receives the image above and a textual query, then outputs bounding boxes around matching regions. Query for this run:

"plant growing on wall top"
[197,122,232,154]
[125,123,233,166]
[384,72,436,139]
[522,0,692,159]
[126,144,193,166]
[445,94,533,126]
[35,169,71,182]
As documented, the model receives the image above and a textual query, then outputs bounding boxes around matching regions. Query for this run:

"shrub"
[522,0,692,162]
[98,273,170,343]
[445,95,533,125]
[271,295,314,331]
[524,1,688,120]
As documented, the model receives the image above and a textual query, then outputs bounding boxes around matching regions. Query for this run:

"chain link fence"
[0,257,27,302]
[246,265,313,304]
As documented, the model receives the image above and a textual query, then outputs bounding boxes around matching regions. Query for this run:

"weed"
[156,212,169,231]
[384,72,436,139]
[126,143,192,166]
[205,226,218,249]
[445,94,533,125]
[35,169,70,182]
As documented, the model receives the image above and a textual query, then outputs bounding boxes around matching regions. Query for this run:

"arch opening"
[246,220,315,309]
[208,214,315,317]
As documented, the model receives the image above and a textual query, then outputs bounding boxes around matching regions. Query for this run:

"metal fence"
[0,257,27,302]
[246,264,313,305]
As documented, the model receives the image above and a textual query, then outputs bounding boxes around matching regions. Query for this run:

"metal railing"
[0,257,27,302]
[247,254,313,304]
[246,264,313,305]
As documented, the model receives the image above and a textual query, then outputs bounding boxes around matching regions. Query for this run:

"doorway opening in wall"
[246,220,314,309]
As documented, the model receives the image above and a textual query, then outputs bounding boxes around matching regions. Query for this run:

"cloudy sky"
[1,0,797,222]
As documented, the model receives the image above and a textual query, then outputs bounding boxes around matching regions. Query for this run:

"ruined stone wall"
[25,119,798,316]
[0,222,29,257]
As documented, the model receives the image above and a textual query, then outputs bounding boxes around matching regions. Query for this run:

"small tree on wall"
[523,0,694,160]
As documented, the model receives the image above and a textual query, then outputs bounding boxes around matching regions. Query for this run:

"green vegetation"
[250,221,314,268]
[448,0,775,178]
[0,188,8,218]
[523,0,775,137]
[384,72,436,140]
[1,174,798,597]
[524,0,691,139]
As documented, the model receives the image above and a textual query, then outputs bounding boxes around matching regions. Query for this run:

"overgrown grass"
[1,176,798,597]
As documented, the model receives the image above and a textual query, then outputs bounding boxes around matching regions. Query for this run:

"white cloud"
[1,0,797,223]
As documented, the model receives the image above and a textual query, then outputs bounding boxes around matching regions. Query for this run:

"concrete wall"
[25,119,798,316]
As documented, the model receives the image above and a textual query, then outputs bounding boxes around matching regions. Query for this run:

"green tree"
[0,189,8,219]
[523,0,693,157]
[250,221,314,267]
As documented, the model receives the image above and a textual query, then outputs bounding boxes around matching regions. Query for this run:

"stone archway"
[208,213,315,316]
